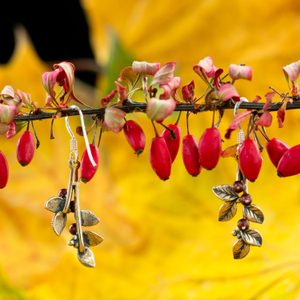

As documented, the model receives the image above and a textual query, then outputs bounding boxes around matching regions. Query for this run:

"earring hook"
[69,105,97,167]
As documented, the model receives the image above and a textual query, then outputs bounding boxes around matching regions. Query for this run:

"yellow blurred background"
[1,0,300,299]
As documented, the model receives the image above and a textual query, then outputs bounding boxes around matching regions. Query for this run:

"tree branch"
[14,100,300,122]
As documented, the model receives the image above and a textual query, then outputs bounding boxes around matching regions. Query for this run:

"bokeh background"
[1,0,300,299]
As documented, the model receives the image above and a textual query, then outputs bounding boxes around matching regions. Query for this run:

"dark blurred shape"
[0,0,100,87]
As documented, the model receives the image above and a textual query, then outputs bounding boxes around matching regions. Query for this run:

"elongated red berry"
[277,144,300,177]
[150,136,171,180]
[80,144,99,183]
[238,138,262,182]
[16,130,35,166]
[0,151,8,188]
[123,120,146,155]
[266,138,289,167]
[198,127,221,170]
[161,124,181,162]
[182,134,201,176]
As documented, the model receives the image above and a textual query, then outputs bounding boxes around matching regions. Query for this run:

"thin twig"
[14,100,300,122]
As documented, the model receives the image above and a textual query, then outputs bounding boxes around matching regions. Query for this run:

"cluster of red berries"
[0,128,101,189]
[123,118,223,181]
[237,135,300,183]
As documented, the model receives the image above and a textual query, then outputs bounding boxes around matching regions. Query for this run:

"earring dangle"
[212,100,264,259]
[45,106,103,268]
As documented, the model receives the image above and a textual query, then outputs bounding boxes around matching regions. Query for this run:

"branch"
[14,100,300,122]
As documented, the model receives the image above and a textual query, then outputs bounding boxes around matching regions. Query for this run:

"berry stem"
[186,112,190,134]
[31,119,40,149]
[151,120,159,137]
[175,111,182,125]
[97,127,103,148]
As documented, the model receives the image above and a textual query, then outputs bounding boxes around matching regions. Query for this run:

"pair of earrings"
[45,105,103,268]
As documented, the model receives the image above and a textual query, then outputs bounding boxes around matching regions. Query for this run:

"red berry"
[161,124,181,163]
[0,151,8,189]
[198,127,221,170]
[16,130,35,166]
[150,136,172,180]
[182,134,201,176]
[277,144,300,177]
[266,138,289,167]
[123,120,146,155]
[80,144,99,183]
[238,138,262,182]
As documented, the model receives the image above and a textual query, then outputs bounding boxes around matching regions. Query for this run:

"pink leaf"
[151,62,176,86]
[256,111,272,127]
[193,56,217,79]
[6,122,16,139]
[115,81,127,102]
[100,90,118,107]
[252,95,262,103]
[132,61,160,76]
[225,111,252,139]
[103,107,126,133]
[229,64,252,81]
[218,83,240,102]
[263,92,275,111]
[0,105,16,124]
[277,102,287,128]
[159,76,181,99]
[213,68,224,88]
[1,85,15,98]
[147,98,176,122]
[283,61,300,82]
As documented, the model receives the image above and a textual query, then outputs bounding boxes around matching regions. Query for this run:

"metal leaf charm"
[45,196,65,213]
[80,210,100,226]
[218,201,237,221]
[243,204,264,224]
[212,185,239,201]
[51,211,67,236]
[77,247,96,268]
[232,239,250,259]
[240,229,262,247]
[83,231,104,247]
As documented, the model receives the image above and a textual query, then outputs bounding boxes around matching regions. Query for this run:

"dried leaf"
[83,231,104,247]
[221,144,238,158]
[218,202,237,222]
[80,210,100,226]
[45,196,65,213]
[240,229,262,247]
[243,204,264,224]
[51,212,67,236]
[77,247,96,268]
[232,239,250,259]
[212,185,239,201]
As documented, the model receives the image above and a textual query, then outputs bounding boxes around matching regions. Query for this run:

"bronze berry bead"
[69,223,77,235]
[239,193,252,206]
[59,188,67,198]
[237,218,249,231]
[232,180,245,193]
